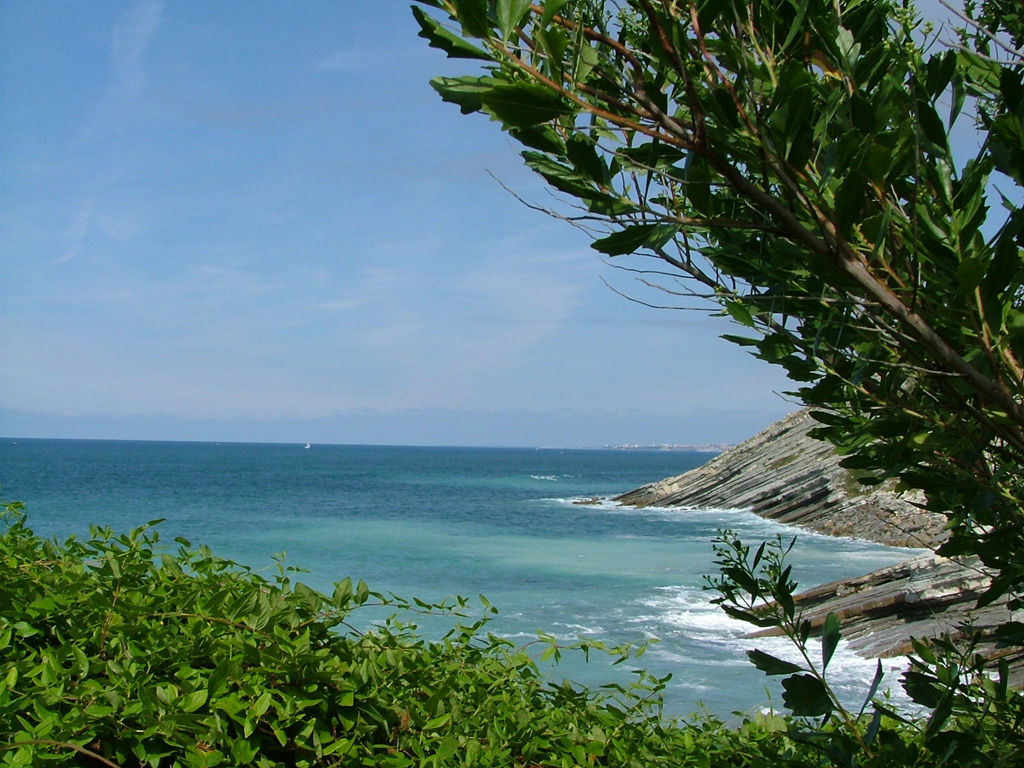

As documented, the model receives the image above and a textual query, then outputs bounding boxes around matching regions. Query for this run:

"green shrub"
[10,497,1019,766]
[0,501,809,768]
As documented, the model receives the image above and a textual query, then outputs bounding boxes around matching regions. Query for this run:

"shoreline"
[611,409,1021,680]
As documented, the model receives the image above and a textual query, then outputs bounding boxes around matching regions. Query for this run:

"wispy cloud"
[56,1,164,257]
[110,0,163,97]
[53,198,95,265]
[310,49,377,74]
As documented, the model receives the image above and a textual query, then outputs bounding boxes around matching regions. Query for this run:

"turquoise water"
[0,438,917,716]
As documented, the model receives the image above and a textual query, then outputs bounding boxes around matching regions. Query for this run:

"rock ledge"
[615,409,947,549]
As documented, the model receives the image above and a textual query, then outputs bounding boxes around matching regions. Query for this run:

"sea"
[0,438,920,718]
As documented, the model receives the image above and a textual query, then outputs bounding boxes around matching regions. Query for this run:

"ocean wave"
[633,586,747,637]
[552,622,606,634]
[560,498,770,524]
[630,584,915,711]
[500,629,605,643]
[557,499,920,553]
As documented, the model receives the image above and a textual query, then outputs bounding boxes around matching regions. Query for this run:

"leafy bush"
[708,531,1024,767]
[0,501,812,768]
[7,498,1024,766]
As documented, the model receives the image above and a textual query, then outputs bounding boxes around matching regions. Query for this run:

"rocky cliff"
[614,409,1020,677]
[615,408,947,549]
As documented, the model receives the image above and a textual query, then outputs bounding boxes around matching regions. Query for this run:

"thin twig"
[0,739,124,768]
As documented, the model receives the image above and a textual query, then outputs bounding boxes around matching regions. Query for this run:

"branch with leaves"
[413,0,1024,606]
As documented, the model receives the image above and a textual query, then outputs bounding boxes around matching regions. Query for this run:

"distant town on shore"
[604,443,731,453]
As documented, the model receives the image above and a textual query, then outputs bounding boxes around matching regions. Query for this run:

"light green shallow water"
[1,438,918,716]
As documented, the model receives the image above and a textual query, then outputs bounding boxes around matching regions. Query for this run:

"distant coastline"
[604,443,731,453]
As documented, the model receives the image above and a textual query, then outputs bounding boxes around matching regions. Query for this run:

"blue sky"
[0,2,963,447]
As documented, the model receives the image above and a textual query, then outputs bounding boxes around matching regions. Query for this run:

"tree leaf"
[355,579,370,605]
[725,301,755,327]
[450,0,489,38]
[523,152,596,198]
[860,660,885,717]
[208,658,232,699]
[834,174,865,236]
[747,649,803,676]
[719,604,778,628]
[541,0,569,26]
[332,576,353,607]
[821,612,841,671]
[509,125,565,154]
[413,6,492,60]
[781,674,833,717]
[180,689,209,714]
[436,736,459,761]
[926,50,956,99]
[497,0,532,41]
[917,99,947,147]
[574,43,600,82]
[480,81,570,127]
[566,135,607,184]
[430,75,494,114]
[901,669,944,707]
[1000,67,1024,112]
[591,223,677,256]
[957,256,988,294]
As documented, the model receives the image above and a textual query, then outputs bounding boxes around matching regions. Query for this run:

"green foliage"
[411,0,1024,610]
[707,531,1024,766]
[1,501,829,767]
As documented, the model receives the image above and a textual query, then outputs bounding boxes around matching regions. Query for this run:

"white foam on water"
[563,502,815,547]
[647,647,751,668]
[502,629,605,643]
[552,622,606,634]
[560,499,922,555]
[635,587,743,638]
[628,583,917,714]
[503,631,542,640]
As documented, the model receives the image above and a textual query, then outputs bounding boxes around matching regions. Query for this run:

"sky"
[0,1,968,448]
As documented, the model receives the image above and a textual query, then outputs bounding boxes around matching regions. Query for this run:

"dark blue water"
[0,438,916,715]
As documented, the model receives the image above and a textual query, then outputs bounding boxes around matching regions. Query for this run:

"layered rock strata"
[614,408,947,549]
[749,554,1023,686]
